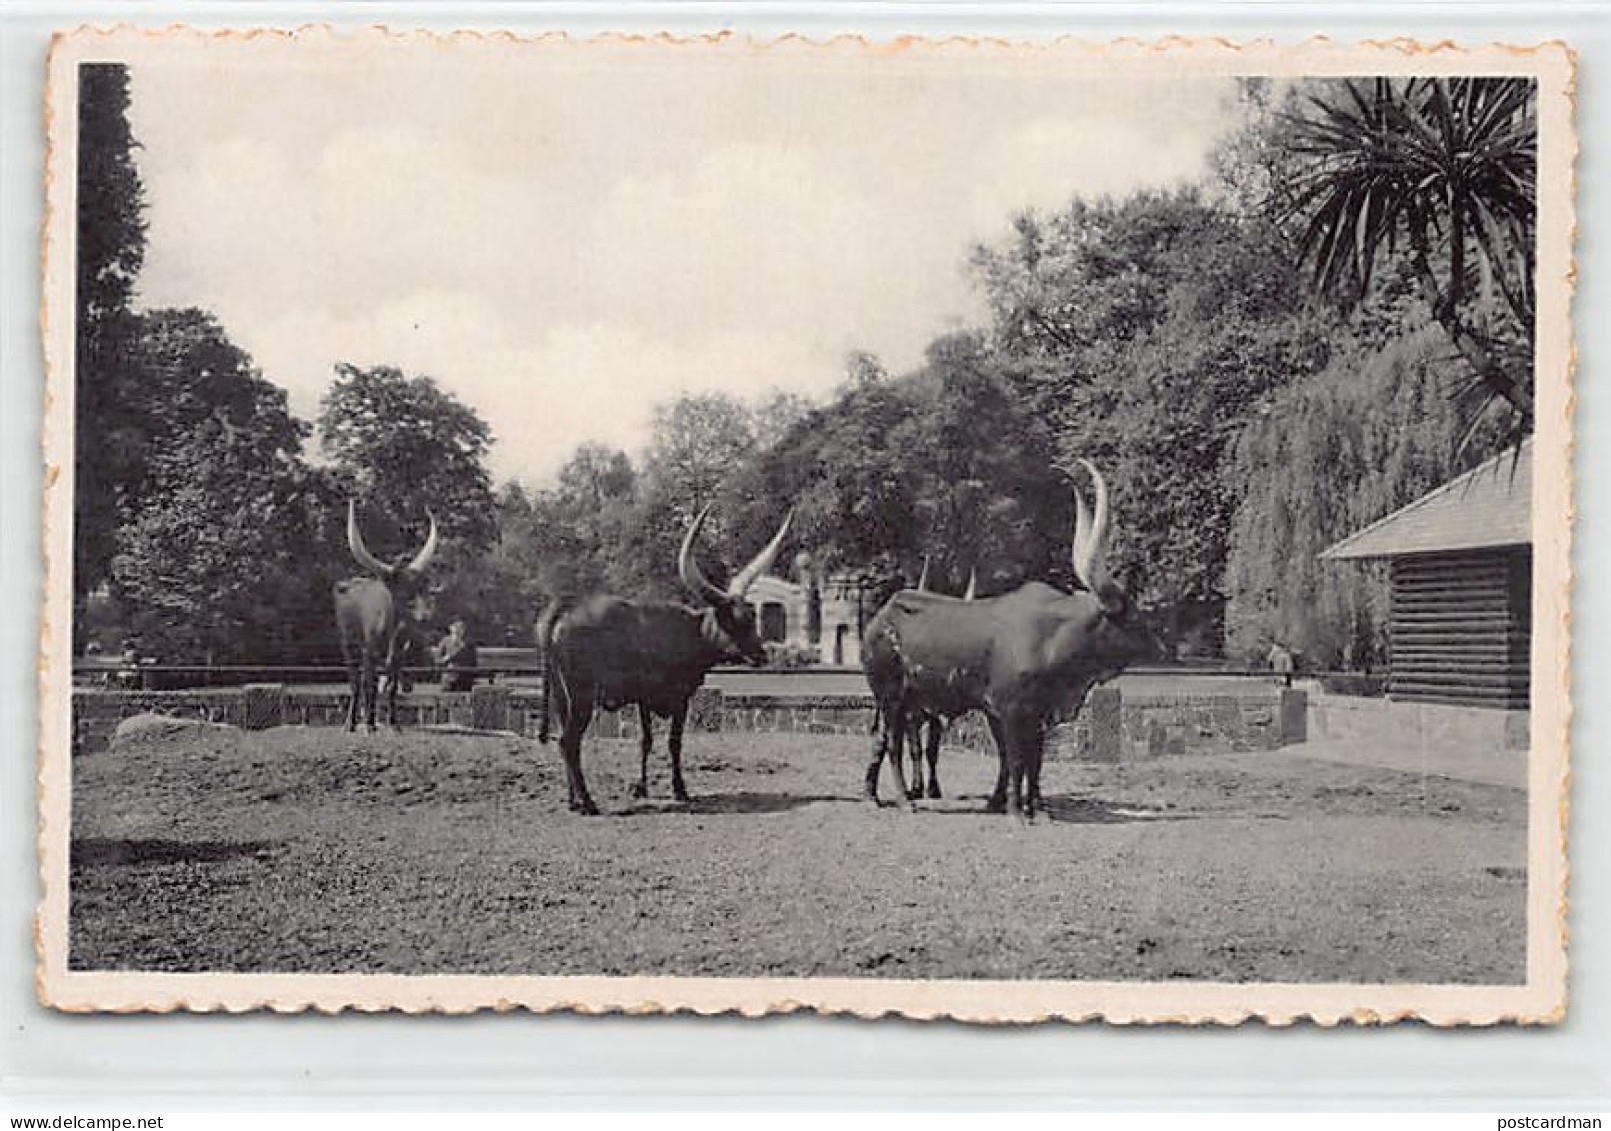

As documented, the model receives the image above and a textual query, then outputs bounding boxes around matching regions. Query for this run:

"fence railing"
[72,679,1311,761]
[71,661,1377,683]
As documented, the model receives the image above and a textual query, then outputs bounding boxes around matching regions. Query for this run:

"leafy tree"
[842,349,890,390]
[1223,327,1506,667]
[1282,77,1537,445]
[641,393,757,520]
[598,393,760,599]
[318,363,497,552]
[556,441,636,514]
[74,63,148,600]
[750,390,814,452]
[970,190,1335,651]
[719,333,1069,619]
[526,443,640,603]
[110,311,331,664]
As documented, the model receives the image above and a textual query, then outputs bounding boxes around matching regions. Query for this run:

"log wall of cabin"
[1388,547,1531,709]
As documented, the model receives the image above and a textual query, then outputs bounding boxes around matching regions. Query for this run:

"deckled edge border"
[33,24,1579,1026]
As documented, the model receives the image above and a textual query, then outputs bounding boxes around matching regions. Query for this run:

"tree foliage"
[1282,77,1537,444]
[110,311,331,663]
[716,331,1070,619]
[969,190,1335,651]
[1223,328,1505,667]
[318,363,498,552]
[74,63,149,598]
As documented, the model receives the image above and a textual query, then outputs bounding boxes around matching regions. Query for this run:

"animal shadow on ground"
[930,794,1189,824]
[613,791,854,817]
[70,838,279,868]
[1036,795,1192,824]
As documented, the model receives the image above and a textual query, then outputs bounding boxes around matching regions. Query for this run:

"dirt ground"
[68,726,1527,983]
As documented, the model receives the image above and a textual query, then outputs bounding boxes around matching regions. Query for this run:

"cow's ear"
[1097,580,1128,618]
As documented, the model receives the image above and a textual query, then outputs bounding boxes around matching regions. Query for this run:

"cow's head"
[1068,460,1163,667]
[347,500,439,598]
[679,506,794,667]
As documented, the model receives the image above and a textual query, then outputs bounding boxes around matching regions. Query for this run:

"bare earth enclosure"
[70,727,1525,983]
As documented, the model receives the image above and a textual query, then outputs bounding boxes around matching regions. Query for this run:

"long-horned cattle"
[334,501,439,732]
[862,461,1158,818]
[537,506,793,815]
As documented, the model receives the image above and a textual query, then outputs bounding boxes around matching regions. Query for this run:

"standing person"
[435,619,478,692]
[1267,640,1295,688]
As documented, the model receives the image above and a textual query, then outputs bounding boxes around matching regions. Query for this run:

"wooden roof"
[1321,439,1532,560]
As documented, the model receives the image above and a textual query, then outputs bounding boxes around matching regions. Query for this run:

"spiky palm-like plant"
[1284,77,1537,447]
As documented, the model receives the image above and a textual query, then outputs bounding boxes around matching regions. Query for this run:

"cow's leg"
[905,715,925,801]
[864,703,892,804]
[363,653,380,733]
[884,707,916,810]
[667,703,691,802]
[984,714,1010,813]
[1021,720,1046,821]
[385,662,402,731]
[923,718,943,799]
[345,662,361,732]
[1001,713,1041,821]
[631,704,654,799]
[558,695,600,815]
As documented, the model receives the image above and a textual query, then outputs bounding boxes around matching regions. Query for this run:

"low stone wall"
[1305,690,1528,753]
[72,682,1308,761]
[1120,689,1307,758]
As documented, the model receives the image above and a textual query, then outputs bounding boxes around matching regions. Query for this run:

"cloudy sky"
[128,42,1237,487]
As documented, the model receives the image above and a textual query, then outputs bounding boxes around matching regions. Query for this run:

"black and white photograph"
[37,29,1572,1022]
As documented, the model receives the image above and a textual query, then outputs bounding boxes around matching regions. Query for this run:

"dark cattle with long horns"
[862,461,1159,819]
[537,506,793,815]
[334,501,439,732]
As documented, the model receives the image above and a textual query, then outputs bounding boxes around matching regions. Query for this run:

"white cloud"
[584,141,975,368]
[236,293,837,489]
[971,114,1218,229]
[126,56,1237,494]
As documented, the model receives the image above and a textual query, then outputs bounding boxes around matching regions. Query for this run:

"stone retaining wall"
[72,682,1307,761]
[1120,691,1306,757]
[1304,688,1527,752]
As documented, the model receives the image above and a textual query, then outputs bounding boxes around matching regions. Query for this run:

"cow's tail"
[535,598,565,744]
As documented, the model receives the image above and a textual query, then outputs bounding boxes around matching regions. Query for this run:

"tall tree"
[318,363,498,552]
[600,393,759,598]
[970,190,1335,651]
[1223,327,1503,668]
[640,393,757,522]
[74,63,149,599]
[750,390,814,452]
[1282,77,1537,447]
[110,311,329,664]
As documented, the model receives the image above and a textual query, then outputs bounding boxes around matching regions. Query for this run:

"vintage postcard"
[37,26,1574,1023]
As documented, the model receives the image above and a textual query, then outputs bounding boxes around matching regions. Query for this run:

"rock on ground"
[110,713,238,751]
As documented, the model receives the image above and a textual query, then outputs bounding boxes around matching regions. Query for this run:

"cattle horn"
[347,500,394,577]
[917,555,931,592]
[404,511,439,575]
[964,568,977,600]
[728,509,794,597]
[678,505,728,605]
[1071,459,1109,591]
[1071,484,1092,581]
